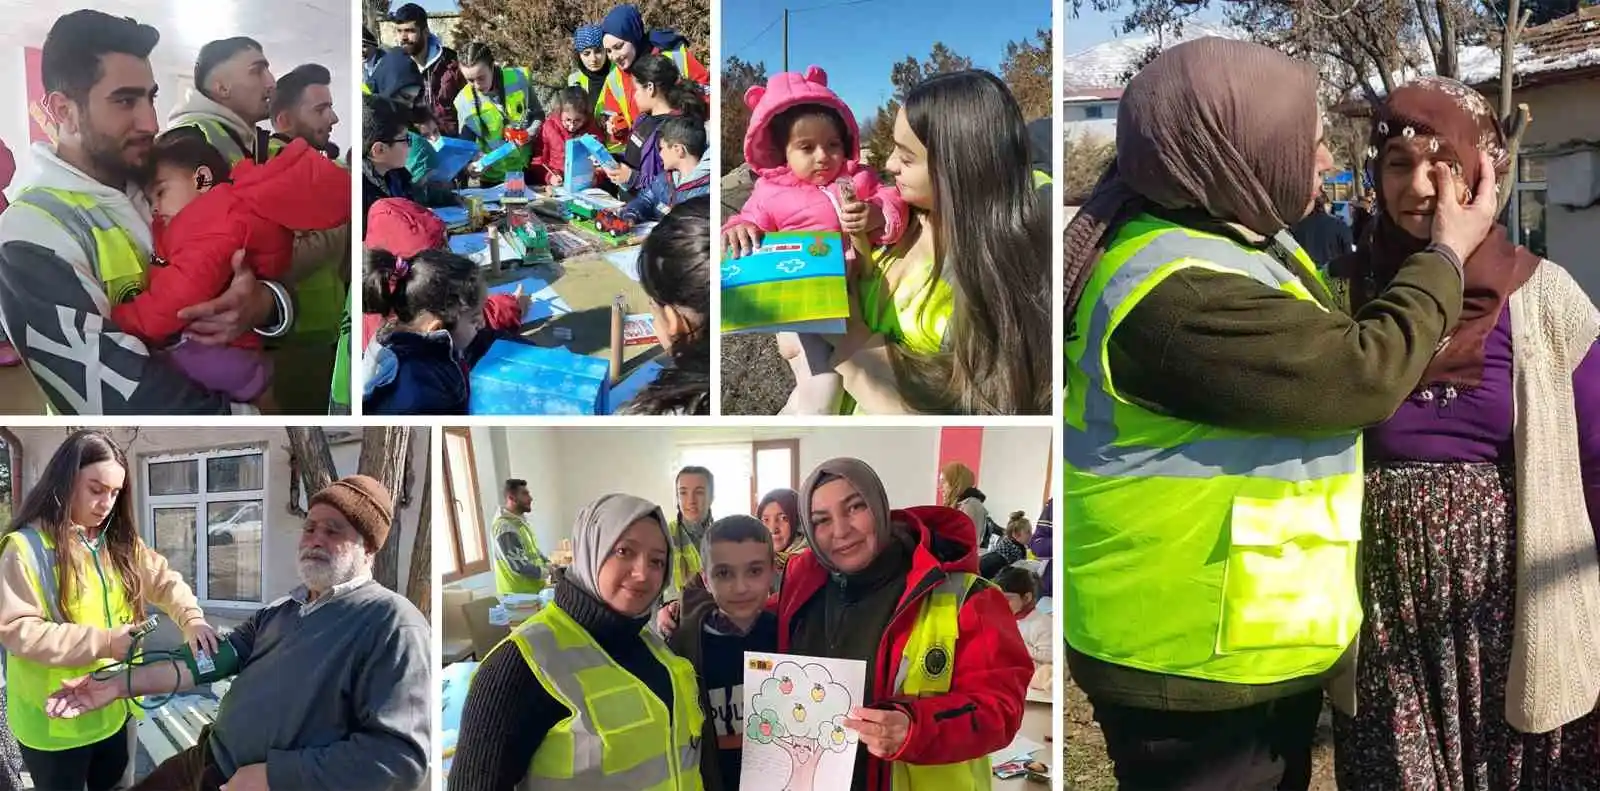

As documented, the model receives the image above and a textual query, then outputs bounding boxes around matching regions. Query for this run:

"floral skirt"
[1332,461,1600,790]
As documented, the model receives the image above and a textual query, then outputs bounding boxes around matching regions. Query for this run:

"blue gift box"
[563,134,617,191]
[469,339,610,415]
[428,137,480,182]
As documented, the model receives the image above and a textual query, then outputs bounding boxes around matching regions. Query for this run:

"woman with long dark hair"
[836,70,1050,415]
[601,54,707,191]
[0,430,217,791]
[620,197,710,416]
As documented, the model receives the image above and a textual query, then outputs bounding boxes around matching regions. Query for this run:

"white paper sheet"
[739,652,867,791]
[989,733,1045,766]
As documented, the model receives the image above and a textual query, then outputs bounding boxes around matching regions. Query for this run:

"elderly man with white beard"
[43,475,430,791]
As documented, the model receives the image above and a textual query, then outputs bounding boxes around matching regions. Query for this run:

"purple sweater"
[1366,307,1600,537]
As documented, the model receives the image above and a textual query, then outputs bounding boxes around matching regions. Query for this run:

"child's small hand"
[723,224,763,258]
[601,162,632,184]
[549,172,563,187]
[839,196,872,234]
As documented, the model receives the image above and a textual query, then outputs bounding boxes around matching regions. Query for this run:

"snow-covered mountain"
[1062,24,1248,89]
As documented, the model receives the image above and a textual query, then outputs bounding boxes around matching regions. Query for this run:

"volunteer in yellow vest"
[266,63,354,415]
[1060,38,1497,790]
[818,71,1048,416]
[773,457,1031,791]
[597,4,708,152]
[168,40,348,415]
[492,479,550,596]
[663,466,712,603]
[454,42,538,186]
[451,493,704,791]
[0,10,293,416]
[0,430,218,790]
[568,24,612,117]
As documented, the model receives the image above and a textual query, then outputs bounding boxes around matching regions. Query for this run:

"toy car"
[594,210,633,235]
[503,123,531,147]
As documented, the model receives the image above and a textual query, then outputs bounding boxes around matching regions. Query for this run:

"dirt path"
[1064,678,1338,790]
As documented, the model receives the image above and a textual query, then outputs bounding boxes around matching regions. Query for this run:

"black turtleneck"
[788,527,916,791]
[448,580,674,791]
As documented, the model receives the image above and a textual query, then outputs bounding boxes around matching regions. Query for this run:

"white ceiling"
[0,0,354,150]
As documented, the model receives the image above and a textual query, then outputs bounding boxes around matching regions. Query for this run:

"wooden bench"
[135,679,230,767]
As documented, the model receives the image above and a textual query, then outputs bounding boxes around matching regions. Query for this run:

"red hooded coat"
[776,504,1032,790]
[112,139,349,349]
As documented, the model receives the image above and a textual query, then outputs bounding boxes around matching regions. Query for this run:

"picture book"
[721,232,850,335]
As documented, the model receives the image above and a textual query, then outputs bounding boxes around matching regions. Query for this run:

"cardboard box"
[469,339,609,415]
[563,134,618,191]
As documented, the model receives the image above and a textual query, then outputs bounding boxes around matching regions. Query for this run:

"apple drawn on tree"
[745,661,859,791]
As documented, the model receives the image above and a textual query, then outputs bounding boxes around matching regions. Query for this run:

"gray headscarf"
[797,457,893,573]
[567,493,671,603]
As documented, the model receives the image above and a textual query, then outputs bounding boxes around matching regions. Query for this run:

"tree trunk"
[286,428,337,518]
[358,427,412,592]
[406,452,433,618]
[1498,8,1534,216]
[1435,0,1459,79]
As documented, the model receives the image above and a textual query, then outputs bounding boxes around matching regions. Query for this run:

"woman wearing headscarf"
[779,457,1031,791]
[597,3,708,148]
[936,462,992,547]
[756,488,807,591]
[449,494,705,791]
[567,24,611,115]
[1061,38,1500,789]
[1325,76,1600,791]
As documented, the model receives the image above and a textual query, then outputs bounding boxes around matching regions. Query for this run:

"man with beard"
[169,37,276,165]
[264,62,354,415]
[390,2,463,137]
[43,475,430,791]
[491,478,550,596]
[0,10,291,415]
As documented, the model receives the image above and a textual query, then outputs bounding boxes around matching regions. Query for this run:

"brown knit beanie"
[308,475,394,552]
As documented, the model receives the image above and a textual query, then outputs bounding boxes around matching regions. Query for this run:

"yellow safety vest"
[1,527,138,751]
[890,571,994,791]
[492,511,546,597]
[506,603,704,790]
[568,70,607,115]
[664,519,703,601]
[1064,213,1363,684]
[170,118,260,166]
[12,188,146,308]
[454,67,534,180]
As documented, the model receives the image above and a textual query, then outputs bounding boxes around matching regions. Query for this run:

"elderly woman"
[1061,37,1500,790]
[450,494,704,791]
[1326,76,1600,790]
[779,457,1031,791]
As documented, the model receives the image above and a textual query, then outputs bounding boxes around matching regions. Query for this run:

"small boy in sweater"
[668,515,778,791]
[622,115,711,223]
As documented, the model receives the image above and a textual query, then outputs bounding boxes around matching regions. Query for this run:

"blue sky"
[724,0,1052,117]
[1063,3,1227,53]
[405,0,461,12]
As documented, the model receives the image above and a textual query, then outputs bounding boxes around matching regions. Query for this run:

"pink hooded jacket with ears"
[723,65,907,245]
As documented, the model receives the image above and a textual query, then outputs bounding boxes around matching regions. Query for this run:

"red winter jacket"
[776,505,1032,791]
[531,114,606,186]
[114,139,349,350]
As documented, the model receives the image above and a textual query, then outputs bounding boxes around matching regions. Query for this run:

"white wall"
[0,0,353,191]
[450,427,1055,591]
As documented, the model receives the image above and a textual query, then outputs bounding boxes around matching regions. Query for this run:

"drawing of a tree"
[745,661,857,791]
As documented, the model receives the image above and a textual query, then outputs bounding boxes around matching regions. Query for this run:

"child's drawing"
[740,653,866,791]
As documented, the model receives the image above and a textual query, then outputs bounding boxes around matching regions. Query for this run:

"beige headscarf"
[1063,37,1321,320]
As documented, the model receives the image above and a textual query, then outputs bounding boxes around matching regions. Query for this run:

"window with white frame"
[675,440,799,518]
[1511,155,1548,258]
[143,448,266,606]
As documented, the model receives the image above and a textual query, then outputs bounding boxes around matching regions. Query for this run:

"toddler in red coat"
[536,87,606,188]
[114,132,350,406]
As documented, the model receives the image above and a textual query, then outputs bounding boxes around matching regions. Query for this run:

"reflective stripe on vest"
[492,514,545,596]
[1064,213,1363,685]
[603,68,635,127]
[889,572,992,791]
[172,118,250,165]
[2,528,137,751]
[666,520,703,600]
[12,189,146,306]
[455,68,532,150]
[511,605,704,790]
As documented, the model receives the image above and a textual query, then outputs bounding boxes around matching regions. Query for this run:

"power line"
[728,14,783,60]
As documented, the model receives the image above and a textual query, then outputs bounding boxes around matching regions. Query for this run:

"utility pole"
[783,8,789,72]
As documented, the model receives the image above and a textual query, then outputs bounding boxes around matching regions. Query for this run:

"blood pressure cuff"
[179,639,242,684]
